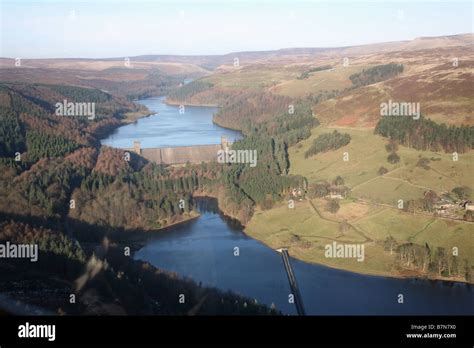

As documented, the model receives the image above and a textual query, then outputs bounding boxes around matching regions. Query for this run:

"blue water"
[100,96,242,149]
[135,198,474,315]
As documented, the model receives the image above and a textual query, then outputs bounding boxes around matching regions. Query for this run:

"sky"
[0,0,472,58]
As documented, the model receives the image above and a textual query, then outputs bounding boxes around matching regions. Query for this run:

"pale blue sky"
[1,0,472,58]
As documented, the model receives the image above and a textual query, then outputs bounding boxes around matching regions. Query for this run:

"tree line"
[305,130,351,158]
[0,106,25,157]
[384,237,472,281]
[166,80,214,103]
[48,84,112,103]
[297,65,332,79]
[349,63,404,88]
[251,100,319,149]
[375,115,474,153]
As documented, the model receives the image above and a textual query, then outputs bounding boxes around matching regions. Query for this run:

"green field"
[246,201,397,276]
[290,127,395,186]
[352,178,426,205]
[245,125,474,282]
[204,66,299,90]
[271,65,368,98]
[354,208,474,263]
[199,64,369,99]
[246,199,474,280]
[289,126,474,200]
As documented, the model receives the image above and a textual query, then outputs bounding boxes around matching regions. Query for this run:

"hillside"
[246,122,474,283]
[0,81,279,315]
[112,33,474,69]
[0,58,209,100]
[313,47,474,127]
[162,34,473,132]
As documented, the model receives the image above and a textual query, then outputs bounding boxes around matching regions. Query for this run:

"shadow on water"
[195,197,244,231]
[135,197,474,316]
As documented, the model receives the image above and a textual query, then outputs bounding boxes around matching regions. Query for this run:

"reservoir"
[105,97,474,315]
[135,198,474,315]
[101,96,242,149]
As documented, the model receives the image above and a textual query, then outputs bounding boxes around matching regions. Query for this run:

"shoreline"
[133,192,472,287]
[193,192,473,285]
[211,116,244,133]
[192,191,245,225]
[164,98,219,108]
[156,211,201,231]
[243,220,472,286]
[122,111,154,124]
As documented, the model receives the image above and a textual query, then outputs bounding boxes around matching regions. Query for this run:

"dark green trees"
[26,131,80,162]
[349,63,404,87]
[304,130,351,158]
[375,116,474,153]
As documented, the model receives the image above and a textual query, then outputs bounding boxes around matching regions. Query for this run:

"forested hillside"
[167,80,214,103]
[1,80,313,231]
[0,83,145,152]
[213,92,292,131]
[0,81,278,315]
[0,62,190,100]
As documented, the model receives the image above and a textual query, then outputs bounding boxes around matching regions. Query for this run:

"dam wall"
[124,136,232,165]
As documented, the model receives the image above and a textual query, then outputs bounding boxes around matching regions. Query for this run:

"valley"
[1,33,473,317]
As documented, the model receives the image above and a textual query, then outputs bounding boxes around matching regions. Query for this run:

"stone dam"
[124,136,232,165]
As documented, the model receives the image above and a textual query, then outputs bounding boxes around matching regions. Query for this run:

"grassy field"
[245,125,474,282]
[351,178,426,205]
[245,198,474,280]
[290,127,395,187]
[246,200,398,277]
[205,65,299,90]
[289,126,474,199]
[270,65,368,98]
[198,64,368,99]
[354,208,474,264]
[198,64,369,98]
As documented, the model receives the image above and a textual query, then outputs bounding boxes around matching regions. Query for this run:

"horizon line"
[1,32,471,61]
